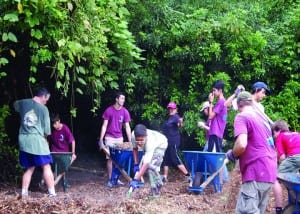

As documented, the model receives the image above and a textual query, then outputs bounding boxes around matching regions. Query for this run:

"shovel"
[198,158,229,191]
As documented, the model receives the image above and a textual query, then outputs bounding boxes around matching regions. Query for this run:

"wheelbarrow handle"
[102,147,132,182]
[199,158,229,190]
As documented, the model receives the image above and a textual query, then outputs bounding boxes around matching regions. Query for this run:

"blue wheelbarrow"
[183,151,228,194]
[277,173,300,214]
[103,147,144,185]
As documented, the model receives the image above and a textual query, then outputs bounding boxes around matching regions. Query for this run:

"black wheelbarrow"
[51,152,73,192]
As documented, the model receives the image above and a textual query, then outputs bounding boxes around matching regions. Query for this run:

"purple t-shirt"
[209,98,227,138]
[234,110,277,183]
[49,123,75,152]
[102,105,131,138]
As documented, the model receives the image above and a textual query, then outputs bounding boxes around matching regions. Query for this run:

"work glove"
[234,84,245,97]
[129,179,141,190]
[98,140,104,149]
[133,164,140,174]
[197,121,205,129]
[226,150,236,162]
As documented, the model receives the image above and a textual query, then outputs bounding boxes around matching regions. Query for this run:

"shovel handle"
[199,158,229,190]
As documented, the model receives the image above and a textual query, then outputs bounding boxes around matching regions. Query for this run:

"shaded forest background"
[0,0,299,182]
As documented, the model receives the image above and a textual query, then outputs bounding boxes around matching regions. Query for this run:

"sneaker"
[161,175,168,183]
[116,179,124,186]
[107,180,113,188]
[185,175,192,183]
[21,193,29,199]
[151,187,161,197]
[48,193,56,197]
[47,189,57,197]
[275,207,283,214]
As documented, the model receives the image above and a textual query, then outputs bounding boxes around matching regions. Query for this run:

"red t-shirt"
[275,131,300,157]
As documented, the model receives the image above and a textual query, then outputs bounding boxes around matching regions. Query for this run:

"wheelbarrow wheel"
[283,204,300,214]
[192,172,203,195]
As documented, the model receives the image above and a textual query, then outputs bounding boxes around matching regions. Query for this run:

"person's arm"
[134,162,149,180]
[208,103,216,119]
[197,121,210,131]
[178,117,183,128]
[207,92,216,119]
[98,120,108,148]
[224,85,245,108]
[279,154,287,162]
[133,147,139,165]
[224,94,236,108]
[125,122,132,142]
[70,140,77,163]
[232,133,248,157]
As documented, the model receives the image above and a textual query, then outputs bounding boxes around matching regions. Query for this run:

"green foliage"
[0,105,22,183]
[0,0,143,114]
[1,0,300,150]
[266,80,300,131]
[128,0,300,146]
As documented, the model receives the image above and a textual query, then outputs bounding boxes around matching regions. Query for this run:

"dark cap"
[34,88,50,97]
[134,124,147,137]
[212,80,224,90]
[252,82,270,95]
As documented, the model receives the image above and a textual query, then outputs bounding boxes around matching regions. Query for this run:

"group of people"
[196,80,300,214]
[14,83,300,214]
[209,81,300,214]
[14,88,76,197]
[97,92,190,197]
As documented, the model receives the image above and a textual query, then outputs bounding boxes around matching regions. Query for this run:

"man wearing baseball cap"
[252,81,270,112]
[252,81,284,213]
[226,91,277,213]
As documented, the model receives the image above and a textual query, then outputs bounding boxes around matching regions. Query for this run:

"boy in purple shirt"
[98,92,132,187]
[227,91,277,213]
[207,80,227,152]
[48,113,76,186]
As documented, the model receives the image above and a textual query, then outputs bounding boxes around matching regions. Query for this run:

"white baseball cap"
[200,101,210,112]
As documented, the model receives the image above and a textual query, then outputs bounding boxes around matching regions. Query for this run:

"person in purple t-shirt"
[207,80,227,152]
[48,113,76,186]
[98,92,132,187]
[226,91,277,214]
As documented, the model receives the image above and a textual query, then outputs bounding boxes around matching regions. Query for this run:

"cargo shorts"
[236,181,273,214]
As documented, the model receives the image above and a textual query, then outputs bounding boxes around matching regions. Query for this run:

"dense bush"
[0,105,22,183]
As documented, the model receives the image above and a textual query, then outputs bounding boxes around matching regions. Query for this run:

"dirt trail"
[0,153,286,213]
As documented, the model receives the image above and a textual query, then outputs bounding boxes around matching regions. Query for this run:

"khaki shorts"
[104,137,123,159]
[236,181,273,214]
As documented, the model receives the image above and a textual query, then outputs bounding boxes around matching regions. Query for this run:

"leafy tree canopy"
[0,0,300,150]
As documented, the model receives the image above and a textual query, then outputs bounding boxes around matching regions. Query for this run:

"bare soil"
[0,153,287,214]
